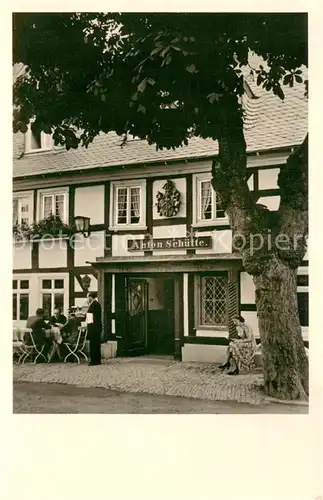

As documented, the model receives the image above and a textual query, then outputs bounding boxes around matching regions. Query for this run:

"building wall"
[13,151,309,350]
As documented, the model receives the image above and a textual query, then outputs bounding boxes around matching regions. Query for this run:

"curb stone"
[264,396,309,407]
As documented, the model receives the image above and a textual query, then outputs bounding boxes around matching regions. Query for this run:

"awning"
[87,253,242,273]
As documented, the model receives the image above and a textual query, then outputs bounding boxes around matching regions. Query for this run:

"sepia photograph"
[12,12,309,415]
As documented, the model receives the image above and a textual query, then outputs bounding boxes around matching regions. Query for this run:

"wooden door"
[127,278,148,355]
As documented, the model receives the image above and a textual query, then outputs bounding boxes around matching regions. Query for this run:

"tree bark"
[253,255,308,400]
[211,108,308,400]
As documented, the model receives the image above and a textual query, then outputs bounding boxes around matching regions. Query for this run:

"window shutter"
[228,270,239,336]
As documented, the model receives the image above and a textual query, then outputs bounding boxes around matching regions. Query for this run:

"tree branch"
[277,134,308,266]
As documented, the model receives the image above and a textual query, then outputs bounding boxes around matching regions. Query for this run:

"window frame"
[194,272,229,330]
[109,179,147,231]
[12,278,30,321]
[37,187,69,224]
[24,123,53,154]
[39,277,66,318]
[13,191,34,227]
[192,172,229,227]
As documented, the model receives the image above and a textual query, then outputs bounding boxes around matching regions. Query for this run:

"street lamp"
[74,215,91,238]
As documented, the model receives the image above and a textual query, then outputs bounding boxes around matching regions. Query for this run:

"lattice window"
[200,275,228,326]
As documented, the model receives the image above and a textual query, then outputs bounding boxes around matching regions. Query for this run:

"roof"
[13,59,308,179]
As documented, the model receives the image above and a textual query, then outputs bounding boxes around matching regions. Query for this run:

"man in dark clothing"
[49,308,67,327]
[60,311,81,344]
[25,308,52,360]
[86,291,102,366]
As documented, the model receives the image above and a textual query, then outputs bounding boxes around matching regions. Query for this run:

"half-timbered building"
[13,78,308,363]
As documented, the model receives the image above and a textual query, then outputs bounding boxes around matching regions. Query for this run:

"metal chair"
[22,330,48,364]
[63,327,88,364]
[13,328,27,364]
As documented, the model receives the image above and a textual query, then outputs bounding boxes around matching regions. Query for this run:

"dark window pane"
[54,279,64,289]
[54,293,64,311]
[42,279,52,289]
[13,294,17,320]
[297,275,309,287]
[19,294,29,320]
[297,292,309,327]
[42,293,52,319]
[13,280,17,290]
[20,280,29,289]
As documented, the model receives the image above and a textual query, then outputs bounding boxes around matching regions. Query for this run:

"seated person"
[60,310,81,344]
[25,308,52,360]
[50,307,67,328]
[219,315,257,375]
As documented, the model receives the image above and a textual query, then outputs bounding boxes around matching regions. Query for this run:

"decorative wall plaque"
[156,180,181,217]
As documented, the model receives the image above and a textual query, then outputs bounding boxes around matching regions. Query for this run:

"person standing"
[86,291,102,366]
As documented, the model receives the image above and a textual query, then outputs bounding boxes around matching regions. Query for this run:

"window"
[13,192,33,226]
[38,188,68,223]
[110,180,146,229]
[197,273,228,327]
[297,292,308,327]
[41,278,65,318]
[24,123,53,153]
[193,173,228,226]
[12,279,29,320]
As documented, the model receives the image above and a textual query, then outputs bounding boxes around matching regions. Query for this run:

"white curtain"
[117,188,128,223]
[130,187,140,219]
[55,194,65,220]
[43,195,53,218]
[201,181,212,219]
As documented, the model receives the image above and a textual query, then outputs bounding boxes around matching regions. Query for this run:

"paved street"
[13,357,266,405]
[13,382,308,414]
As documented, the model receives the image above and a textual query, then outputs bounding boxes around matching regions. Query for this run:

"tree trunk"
[211,106,308,401]
[253,256,308,400]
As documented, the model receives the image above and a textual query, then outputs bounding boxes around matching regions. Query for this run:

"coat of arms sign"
[156,180,181,217]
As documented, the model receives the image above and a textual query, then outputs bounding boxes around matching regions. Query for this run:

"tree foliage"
[13,13,307,150]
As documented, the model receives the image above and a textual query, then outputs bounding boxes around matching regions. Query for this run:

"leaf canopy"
[13,13,307,150]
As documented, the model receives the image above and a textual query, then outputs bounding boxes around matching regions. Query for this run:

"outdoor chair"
[21,330,48,364]
[13,328,28,364]
[62,326,88,364]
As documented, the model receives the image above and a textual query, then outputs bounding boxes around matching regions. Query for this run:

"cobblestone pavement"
[13,358,267,406]
[13,382,308,413]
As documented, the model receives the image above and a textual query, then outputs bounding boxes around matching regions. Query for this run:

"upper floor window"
[193,173,228,226]
[13,191,33,226]
[37,188,69,223]
[24,123,53,154]
[110,180,146,230]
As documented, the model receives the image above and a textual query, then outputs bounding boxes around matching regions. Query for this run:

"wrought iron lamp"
[74,215,91,238]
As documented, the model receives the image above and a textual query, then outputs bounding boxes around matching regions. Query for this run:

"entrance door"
[127,278,148,355]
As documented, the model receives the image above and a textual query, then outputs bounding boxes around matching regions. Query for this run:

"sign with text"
[128,236,213,251]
